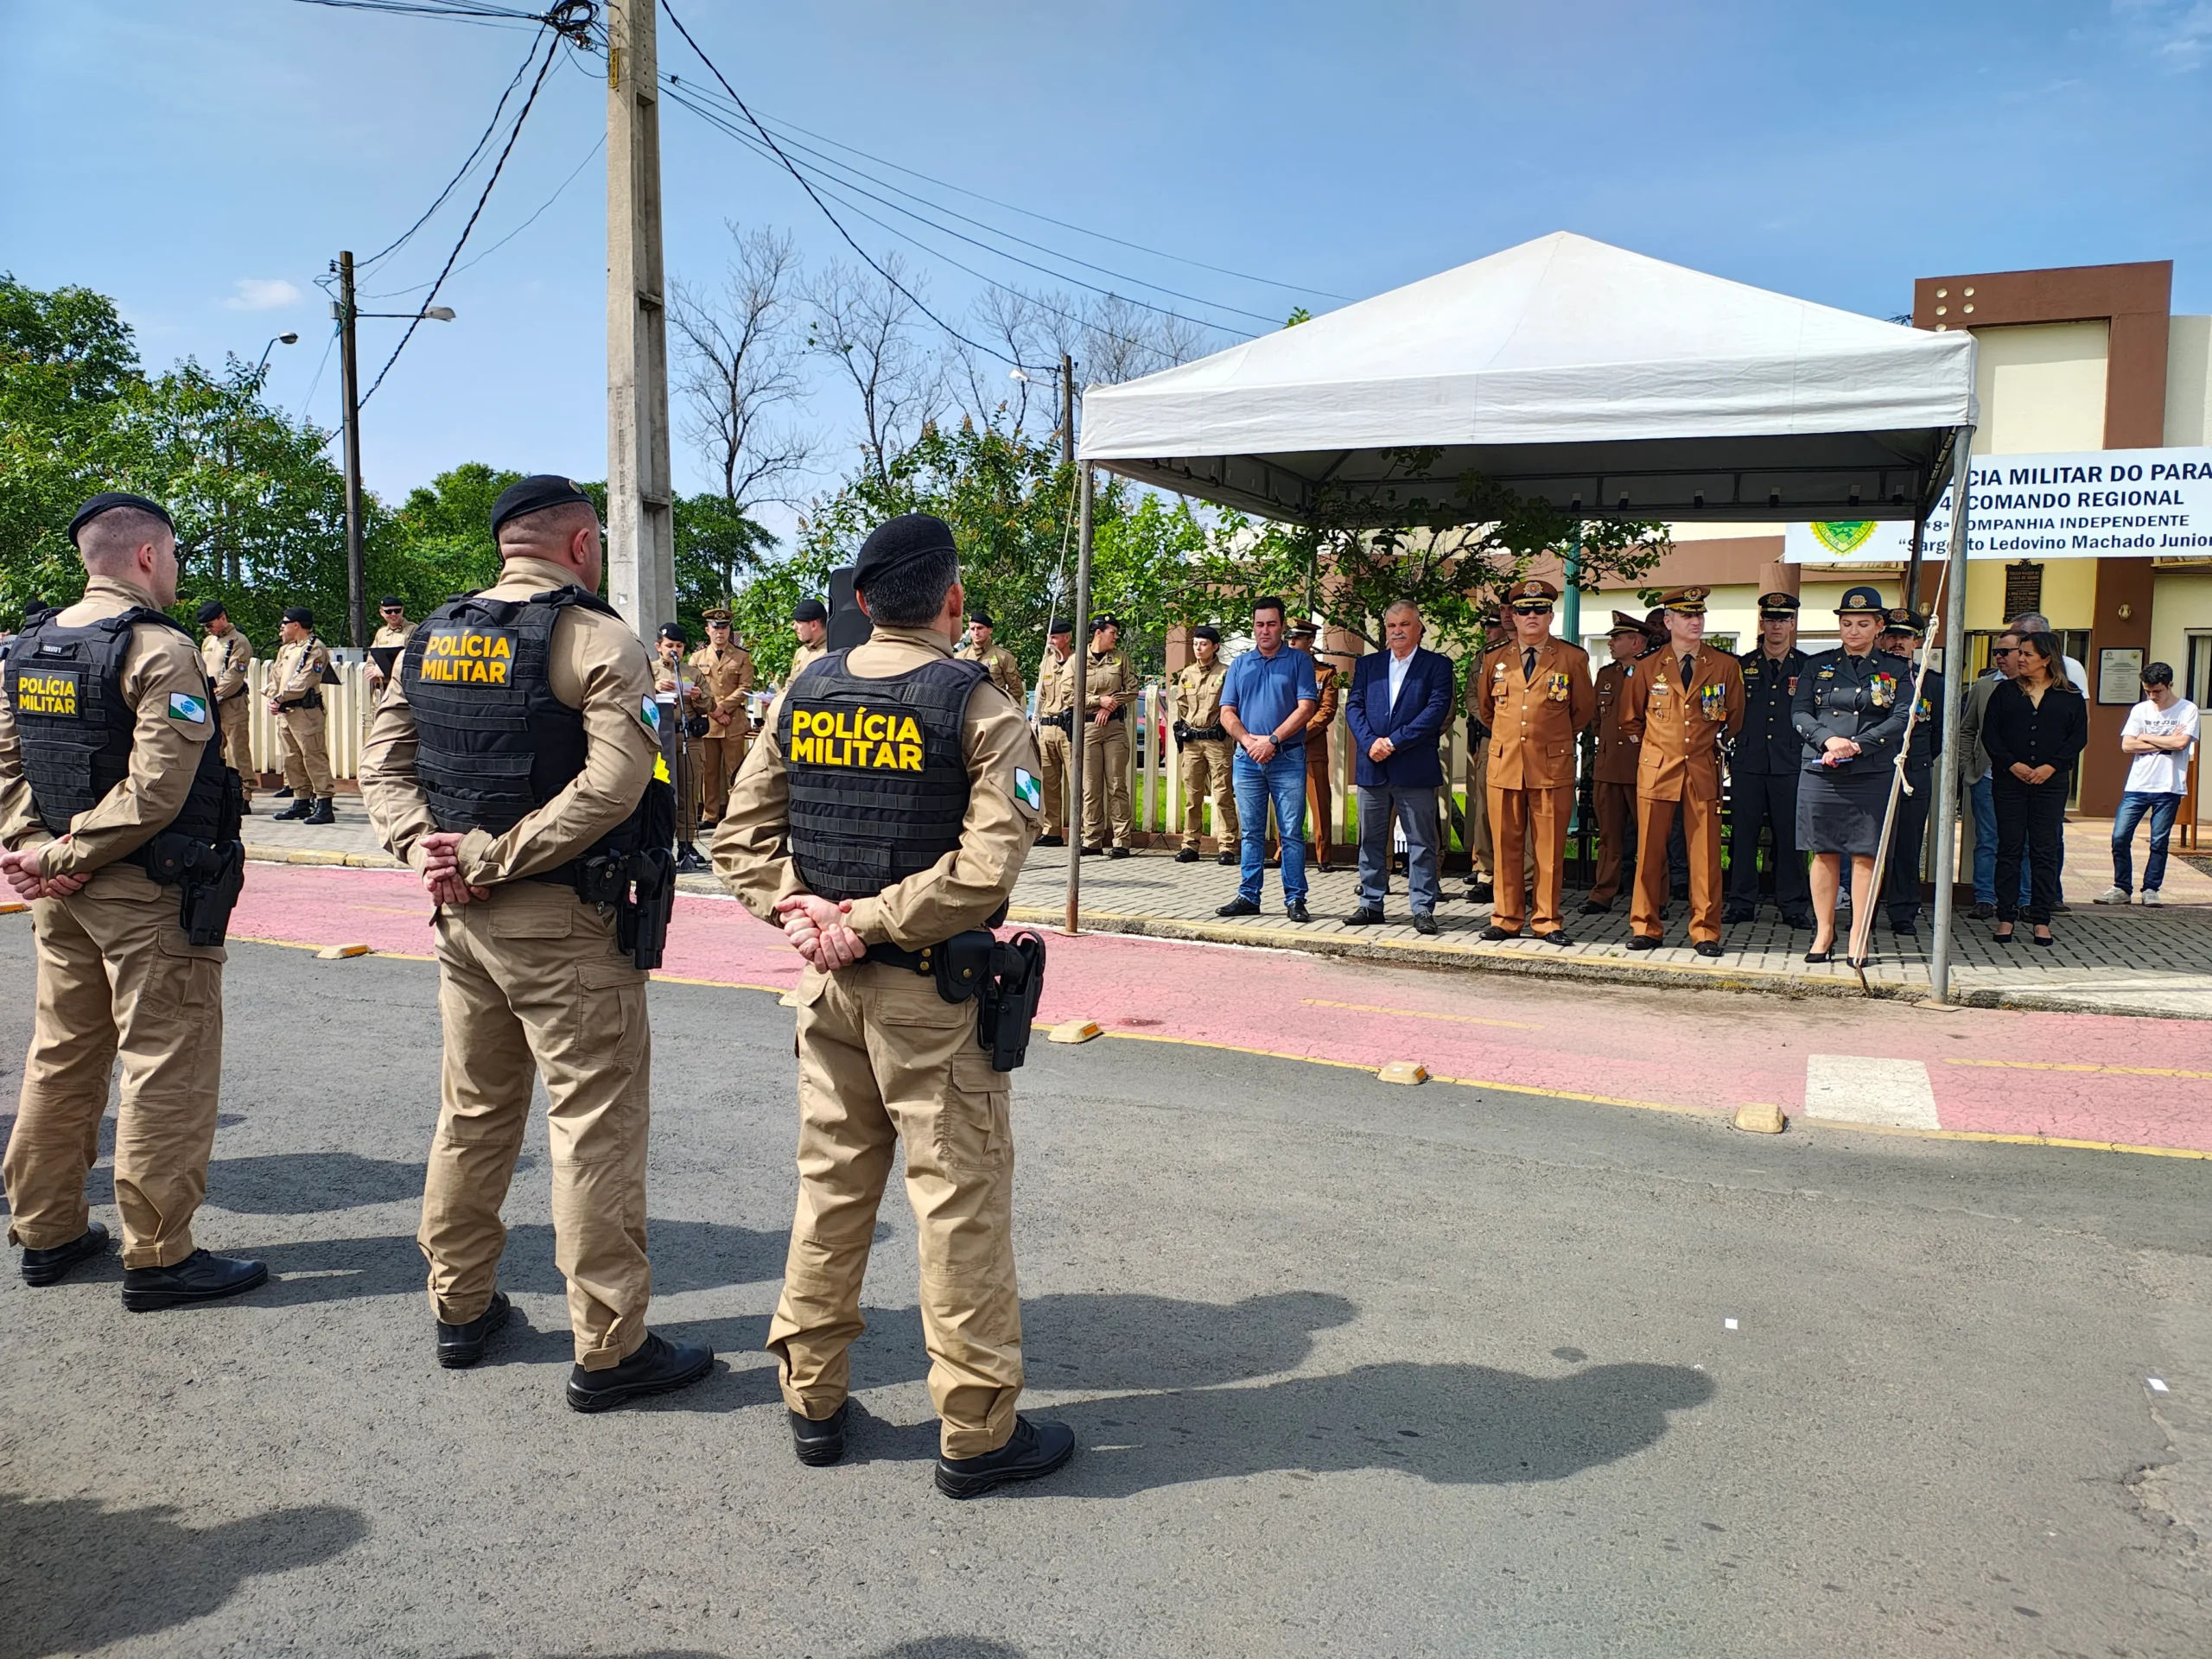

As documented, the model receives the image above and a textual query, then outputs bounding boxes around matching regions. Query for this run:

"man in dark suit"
[1343,601,1455,934]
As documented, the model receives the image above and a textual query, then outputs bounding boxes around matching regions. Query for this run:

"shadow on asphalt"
[0,1491,365,1658]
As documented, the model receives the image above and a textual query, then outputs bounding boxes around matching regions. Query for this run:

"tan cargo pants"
[219,695,255,804]
[4,868,225,1268]
[1038,724,1071,838]
[423,881,652,1370]
[771,962,1021,1460]
[278,704,333,798]
[1080,716,1135,849]
[1179,738,1238,850]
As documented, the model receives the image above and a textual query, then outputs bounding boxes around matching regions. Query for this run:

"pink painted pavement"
[233,862,2212,1154]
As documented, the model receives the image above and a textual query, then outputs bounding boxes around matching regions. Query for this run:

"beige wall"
[1974,320,2111,453]
[2152,570,2212,682]
[2169,315,2212,446]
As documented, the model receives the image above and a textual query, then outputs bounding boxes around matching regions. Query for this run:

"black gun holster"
[577,845,677,971]
[141,833,246,948]
[932,928,1048,1072]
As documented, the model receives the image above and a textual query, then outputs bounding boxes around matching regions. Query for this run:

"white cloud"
[2113,0,2212,69]
[224,277,303,312]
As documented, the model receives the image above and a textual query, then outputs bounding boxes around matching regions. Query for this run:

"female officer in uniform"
[1791,585,1911,964]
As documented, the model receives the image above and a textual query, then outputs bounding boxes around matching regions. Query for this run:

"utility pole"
[335,251,367,648]
[605,0,676,638]
[1059,353,1075,470]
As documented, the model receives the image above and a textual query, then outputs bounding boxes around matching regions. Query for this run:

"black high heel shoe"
[1993,924,2015,944]
[1804,939,1834,964]
[2031,927,2054,948]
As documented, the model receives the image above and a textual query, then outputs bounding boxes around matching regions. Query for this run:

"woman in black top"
[1980,632,2088,944]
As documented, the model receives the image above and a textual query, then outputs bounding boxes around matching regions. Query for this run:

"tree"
[804,255,946,485]
[380,462,520,617]
[673,489,777,638]
[670,223,816,513]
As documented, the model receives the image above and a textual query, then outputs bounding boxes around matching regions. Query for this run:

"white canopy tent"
[1062,231,1987,999]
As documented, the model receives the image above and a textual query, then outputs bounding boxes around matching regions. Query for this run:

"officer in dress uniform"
[1877,608,1944,937]
[1475,579,1596,944]
[715,511,1075,1499]
[1460,609,1510,903]
[1621,587,1745,956]
[1081,614,1139,858]
[1283,622,1340,868]
[268,607,334,824]
[1031,617,1077,847]
[956,612,1027,709]
[2,493,264,1310]
[790,598,830,675]
[1170,624,1240,865]
[652,623,707,850]
[198,600,257,812]
[1582,612,1649,915]
[689,607,754,829]
[1725,592,1814,930]
[360,474,709,1409]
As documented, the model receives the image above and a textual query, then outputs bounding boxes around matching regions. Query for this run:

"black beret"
[195,601,227,626]
[378,594,404,609]
[854,512,957,590]
[69,492,173,547]
[791,598,828,623]
[968,611,994,629]
[657,622,687,643]
[1090,613,1119,633]
[283,606,315,627]
[1192,625,1221,643]
[490,474,595,537]
[1047,617,1072,635]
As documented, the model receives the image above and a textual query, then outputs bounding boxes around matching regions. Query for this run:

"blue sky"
[9,0,2209,532]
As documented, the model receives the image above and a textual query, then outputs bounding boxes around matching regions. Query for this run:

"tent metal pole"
[1927,425,1977,1005]
[1065,462,1094,935]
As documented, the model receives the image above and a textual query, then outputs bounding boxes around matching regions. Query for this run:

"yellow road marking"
[1947,1058,2212,1082]
[1299,998,1541,1030]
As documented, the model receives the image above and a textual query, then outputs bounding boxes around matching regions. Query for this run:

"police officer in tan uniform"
[1582,612,1651,915]
[653,622,708,849]
[1032,617,1077,846]
[1475,579,1596,944]
[689,607,754,828]
[1170,624,1239,865]
[268,606,334,824]
[1460,609,1510,902]
[716,510,1074,1499]
[2,493,264,1310]
[1621,587,1745,956]
[956,612,1026,708]
[365,595,413,705]
[790,597,830,676]
[361,474,709,1410]
[1081,613,1138,857]
[1285,621,1340,868]
[198,600,256,811]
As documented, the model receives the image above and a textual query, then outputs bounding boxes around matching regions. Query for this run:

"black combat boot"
[435,1291,511,1369]
[790,1400,850,1466]
[302,796,335,826]
[935,1416,1076,1499]
[565,1332,713,1413]
[121,1249,268,1312]
[21,1221,111,1286]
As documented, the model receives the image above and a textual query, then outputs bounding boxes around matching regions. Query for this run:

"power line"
[363,132,603,298]
[359,26,563,405]
[658,0,1050,372]
[284,0,557,26]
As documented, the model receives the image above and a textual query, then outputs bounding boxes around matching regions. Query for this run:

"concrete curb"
[244,844,404,871]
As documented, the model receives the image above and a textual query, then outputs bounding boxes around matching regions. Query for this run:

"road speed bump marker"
[1377,1060,1429,1086]
[2149,1377,2171,1393]
[1048,1019,1103,1045]
[0,901,26,915]
[1732,1103,1787,1135]
[316,943,371,960]
[1724,1318,1739,1331]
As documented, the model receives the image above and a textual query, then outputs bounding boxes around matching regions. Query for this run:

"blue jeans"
[1969,772,2031,906]
[2112,791,2183,893]
[1235,747,1308,907]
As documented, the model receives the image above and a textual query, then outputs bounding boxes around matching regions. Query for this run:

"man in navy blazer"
[1343,601,1454,932]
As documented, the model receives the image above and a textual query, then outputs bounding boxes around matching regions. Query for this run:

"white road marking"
[1804,1054,1942,1130]
[2149,1378,2171,1393]
[1723,1318,1738,1331]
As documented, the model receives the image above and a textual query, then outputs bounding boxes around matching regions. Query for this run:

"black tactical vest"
[779,651,985,903]
[399,586,652,874]
[3,606,233,855]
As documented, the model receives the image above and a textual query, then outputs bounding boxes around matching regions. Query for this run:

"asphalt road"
[1,920,2208,1658]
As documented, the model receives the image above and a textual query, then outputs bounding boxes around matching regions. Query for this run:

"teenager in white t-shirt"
[2096,663,2199,906]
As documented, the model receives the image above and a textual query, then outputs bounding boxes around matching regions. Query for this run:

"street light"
[254,331,300,378]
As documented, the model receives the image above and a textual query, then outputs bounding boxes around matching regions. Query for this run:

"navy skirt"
[1796,763,1890,857]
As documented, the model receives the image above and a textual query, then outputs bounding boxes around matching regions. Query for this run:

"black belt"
[1088,707,1126,721]
[1185,724,1227,741]
[864,940,940,975]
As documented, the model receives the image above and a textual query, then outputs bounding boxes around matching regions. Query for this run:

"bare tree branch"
[670,221,818,512]
[804,254,948,483]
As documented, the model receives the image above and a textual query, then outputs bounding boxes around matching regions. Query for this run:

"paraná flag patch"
[168,691,208,725]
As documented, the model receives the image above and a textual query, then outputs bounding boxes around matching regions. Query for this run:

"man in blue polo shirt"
[1216,597,1319,922]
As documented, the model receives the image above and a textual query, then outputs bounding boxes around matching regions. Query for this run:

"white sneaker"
[2142,889,2164,906]
[2092,886,2130,905]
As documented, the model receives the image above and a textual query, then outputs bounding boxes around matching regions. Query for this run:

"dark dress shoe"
[1215,850,1238,866]
[1217,898,1261,918]
[565,1331,714,1413]
[1035,834,1065,847]
[1891,918,1917,938]
[1580,899,1611,915]
[1478,924,1521,941]
[2050,902,2071,915]
[936,1414,1076,1500]
[270,800,311,821]
[1694,940,1724,957]
[1286,901,1311,923]
[1079,845,1102,856]
[1671,885,1691,901]
[435,1290,511,1369]
[21,1221,110,1286]
[1174,848,1199,863]
[1106,845,1130,860]
[1533,930,1571,946]
[121,1249,267,1313]
[1413,913,1439,936]
[791,1401,849,1466]
[1625,935,1661,951]
[1780,912,1815,931]
[271,785,294,798]
[1721,907,1756,925]
[1344,907,1383,925]
[238,800,253,815]
[1467,881,1494,904]
[1969,900,1995,919]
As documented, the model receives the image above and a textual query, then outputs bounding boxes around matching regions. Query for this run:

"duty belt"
[863,939,941,975]
[1184,723,1227,741]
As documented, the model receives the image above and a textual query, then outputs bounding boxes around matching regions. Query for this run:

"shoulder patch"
[639,695,663,735]
[1013,766,1043,814]
[167,690,209,726]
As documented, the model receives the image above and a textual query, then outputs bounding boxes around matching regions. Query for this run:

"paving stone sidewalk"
[238,799,2212,1020]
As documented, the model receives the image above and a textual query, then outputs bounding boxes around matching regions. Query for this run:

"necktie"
[1522,646,1536,683]
[1678,654,1694,690]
